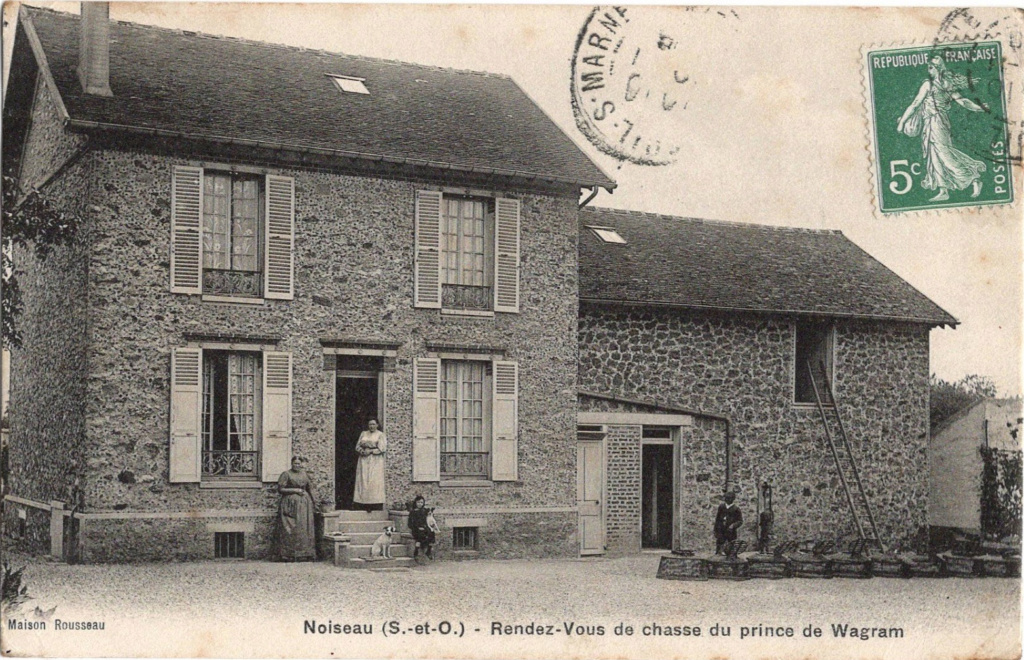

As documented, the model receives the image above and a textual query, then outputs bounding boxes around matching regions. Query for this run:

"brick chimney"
[77,2,113,97]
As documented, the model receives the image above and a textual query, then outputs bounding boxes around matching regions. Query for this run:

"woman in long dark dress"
[277,456,318,561]
[408,495,436,559]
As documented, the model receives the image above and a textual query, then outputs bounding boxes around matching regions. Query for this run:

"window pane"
[231,177,260,272]
[442,198,488,287]
[203,174,231,269]
[228,353,258,451]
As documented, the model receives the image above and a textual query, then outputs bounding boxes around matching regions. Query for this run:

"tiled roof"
[21,7,614,189]
[579,207,957,326]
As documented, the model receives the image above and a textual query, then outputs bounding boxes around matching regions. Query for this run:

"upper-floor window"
[414,190,520,314]
[170,165,294,301]
[794,322,834,404]
[442,197,493,312]
[203,173,263,298]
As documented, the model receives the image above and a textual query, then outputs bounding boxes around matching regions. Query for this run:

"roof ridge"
[583,206,842,235]
[24,5,512,80]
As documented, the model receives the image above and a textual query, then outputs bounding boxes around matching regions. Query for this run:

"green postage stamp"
[865,41,1013,213]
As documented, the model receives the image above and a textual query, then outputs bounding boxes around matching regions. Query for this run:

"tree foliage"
[1,561,31,614]
[2,174,80,349]
[930,373,998,434]
[980,445,1023,541]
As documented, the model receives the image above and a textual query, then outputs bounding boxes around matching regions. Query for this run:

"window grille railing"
[203,450,259,478]
[203,269,262,297]
[441,452,488,478]
[442,284,492,311]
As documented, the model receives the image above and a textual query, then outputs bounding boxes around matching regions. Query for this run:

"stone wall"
[579,304,932,551]
[48,143,580,559]
[75,515,277,563]
[17,71,88,189]
[6,72,91,516]
[428,510,577,559]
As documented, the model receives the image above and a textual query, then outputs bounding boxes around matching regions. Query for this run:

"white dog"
[369,525,395,560]
[426,509,440,534]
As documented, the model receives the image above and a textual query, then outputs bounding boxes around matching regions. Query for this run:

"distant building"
[930,398,1022,540]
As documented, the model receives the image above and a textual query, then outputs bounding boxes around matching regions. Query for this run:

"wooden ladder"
[807,361,885,552]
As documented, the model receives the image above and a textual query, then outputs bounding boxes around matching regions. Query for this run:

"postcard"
[1,3,1021,659]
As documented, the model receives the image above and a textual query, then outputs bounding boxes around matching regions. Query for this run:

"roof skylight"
[588,226,626,244]
[328,74,370,95]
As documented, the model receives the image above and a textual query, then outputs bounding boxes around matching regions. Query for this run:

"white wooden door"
[577,437,605,555]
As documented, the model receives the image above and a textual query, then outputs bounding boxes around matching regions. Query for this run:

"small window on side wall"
[794,322,834,404]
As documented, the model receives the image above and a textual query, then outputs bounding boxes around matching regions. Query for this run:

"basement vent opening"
[214,531,245,559]
[328,74,370,95]
[587,226,626,244]
[453,527,478,551]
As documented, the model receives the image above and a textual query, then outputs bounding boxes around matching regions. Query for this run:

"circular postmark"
[570,6,695,166]
[934,8,1024,167]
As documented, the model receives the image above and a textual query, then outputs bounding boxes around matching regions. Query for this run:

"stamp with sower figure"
[865,41,1014,213]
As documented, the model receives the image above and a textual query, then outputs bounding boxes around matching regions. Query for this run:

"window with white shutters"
[170,166,294,301]
[414,191,520,314]
[170,347,292,484]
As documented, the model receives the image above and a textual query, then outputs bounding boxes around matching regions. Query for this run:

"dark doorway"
[335,372,379,509]
[642,443,674,549]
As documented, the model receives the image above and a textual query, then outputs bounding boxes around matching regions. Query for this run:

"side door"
[576,429,606,555]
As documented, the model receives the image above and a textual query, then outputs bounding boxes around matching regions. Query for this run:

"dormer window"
[587,226,626,244]
[328,74,369,95]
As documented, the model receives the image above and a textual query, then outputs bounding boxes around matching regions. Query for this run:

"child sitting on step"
[408,495,436,559]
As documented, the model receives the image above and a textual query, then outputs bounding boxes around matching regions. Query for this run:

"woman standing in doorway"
[353,419,387,512]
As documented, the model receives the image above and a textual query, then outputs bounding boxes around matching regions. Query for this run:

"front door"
[576,435,605,555]
[335,374,379,509]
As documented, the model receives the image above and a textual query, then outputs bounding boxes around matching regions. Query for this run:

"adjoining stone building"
[2,5,614,562]
[3,6,957,563]
[576,208,957,555]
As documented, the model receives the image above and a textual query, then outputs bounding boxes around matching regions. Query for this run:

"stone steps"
[346,556,417,569]
[348,542,412,559]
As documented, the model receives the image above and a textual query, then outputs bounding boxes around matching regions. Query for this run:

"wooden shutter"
[491,360,519,481]
[414,190,442,308]
[264,175,295,300]
[169,347,202,482]
[494,198,520,313]
[412,357,441,481]
[262,351,293,481]
[170,166,203,294]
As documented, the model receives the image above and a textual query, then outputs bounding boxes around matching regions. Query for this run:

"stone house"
[2,5,614,562]
[575,208,957,555]
[929,398,1022,541]
[3,6,957,564]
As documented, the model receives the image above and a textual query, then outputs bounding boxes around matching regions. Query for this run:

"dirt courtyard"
[2,553,1019,659]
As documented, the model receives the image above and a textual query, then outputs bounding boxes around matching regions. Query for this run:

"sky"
[3,2,1022,395]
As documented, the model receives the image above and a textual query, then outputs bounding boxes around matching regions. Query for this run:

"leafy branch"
[2,174,81,349]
